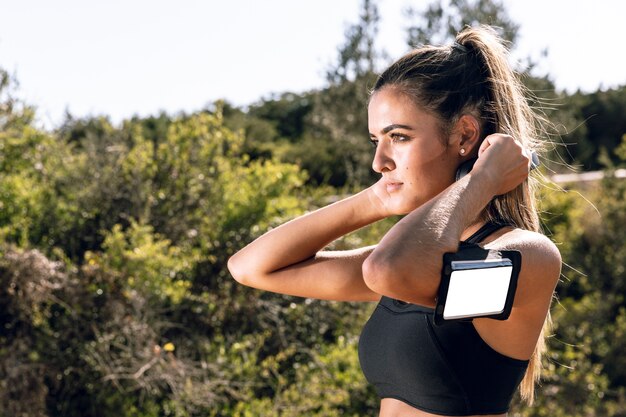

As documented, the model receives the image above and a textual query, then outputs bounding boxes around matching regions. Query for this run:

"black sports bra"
[358,222,529,415]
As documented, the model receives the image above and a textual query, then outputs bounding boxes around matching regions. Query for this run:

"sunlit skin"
[228,85,561,417]
[367,87,462,217]
[366,88,511,417]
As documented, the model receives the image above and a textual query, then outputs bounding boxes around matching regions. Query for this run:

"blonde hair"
[372,25,552,404]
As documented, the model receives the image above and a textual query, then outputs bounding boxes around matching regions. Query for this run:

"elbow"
[362,252,438,306]
[227,252,251,286]
[362,253,398,295]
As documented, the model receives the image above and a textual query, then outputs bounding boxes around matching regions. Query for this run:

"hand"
[472,133,532,196]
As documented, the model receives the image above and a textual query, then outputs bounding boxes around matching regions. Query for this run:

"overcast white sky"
[1,0,625,130]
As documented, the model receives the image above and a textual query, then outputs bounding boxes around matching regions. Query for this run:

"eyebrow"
[370,124,414,137]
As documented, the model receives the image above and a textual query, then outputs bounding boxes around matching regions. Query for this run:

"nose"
[372,140,396,173]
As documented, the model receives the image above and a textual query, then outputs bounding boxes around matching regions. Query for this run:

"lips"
[385,181,403,193]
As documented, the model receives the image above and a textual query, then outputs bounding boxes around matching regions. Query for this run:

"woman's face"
[368,87,460,212]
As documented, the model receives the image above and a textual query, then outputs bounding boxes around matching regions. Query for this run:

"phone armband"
[434,243,521,326]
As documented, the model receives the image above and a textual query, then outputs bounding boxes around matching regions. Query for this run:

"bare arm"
[363,134,533,306]
[473,232,561,359]
[227,188,387,301]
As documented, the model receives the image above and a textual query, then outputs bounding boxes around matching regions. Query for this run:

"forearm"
[401,170,496,251]
[228,188,385,281]
[365,171,496,296]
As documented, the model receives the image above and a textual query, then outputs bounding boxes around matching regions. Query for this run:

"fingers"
[474,134,534,195]
[478,133,517,157]
[480,134,526,157]
[477,134,493,156]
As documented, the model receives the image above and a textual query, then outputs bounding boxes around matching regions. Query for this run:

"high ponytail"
[371,25,552,404]
[455,27,549,404]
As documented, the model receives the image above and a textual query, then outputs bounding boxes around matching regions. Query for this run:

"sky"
[1,0,625,130]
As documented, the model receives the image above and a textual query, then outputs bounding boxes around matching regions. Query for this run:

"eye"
[390,133,410,143]
[369,138,379,148]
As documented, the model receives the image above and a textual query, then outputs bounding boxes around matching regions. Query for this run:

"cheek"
[402,155,455,193]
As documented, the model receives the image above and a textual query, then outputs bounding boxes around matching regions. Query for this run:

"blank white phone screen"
[443,265,513,320]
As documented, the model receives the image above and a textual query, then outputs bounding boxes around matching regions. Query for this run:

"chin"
[394,194,425,214]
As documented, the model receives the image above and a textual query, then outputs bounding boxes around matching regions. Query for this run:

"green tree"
[402,0,595,176]
[573,86,626,170]
[305,0,382,187]
[247,92,314,142]
[512,148,626,415]
[326,0,380,84]
[405,0,519,47]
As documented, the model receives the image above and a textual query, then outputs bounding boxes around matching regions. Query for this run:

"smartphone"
[434,243,522,325]
[441,258,513,320]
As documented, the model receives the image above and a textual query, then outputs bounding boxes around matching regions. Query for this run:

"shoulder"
[473,228,562,358]
[485,228,562,303]
[485,228,561,272]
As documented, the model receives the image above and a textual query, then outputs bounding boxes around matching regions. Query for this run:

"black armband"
[434,242,521,326]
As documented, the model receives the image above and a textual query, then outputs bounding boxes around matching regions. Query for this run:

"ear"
[451,115,481,156]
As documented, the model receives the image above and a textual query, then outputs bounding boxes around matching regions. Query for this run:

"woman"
[228,25,561,416]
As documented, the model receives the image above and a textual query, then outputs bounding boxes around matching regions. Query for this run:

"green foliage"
[299,0,382,187]
[574,87,626,170]
[231,335,377,416]
[615,134,626,163]
[405,0,519,47]
[326,0,380,85]
[513,166,626,416]
[305,76,379,187]
[247,93,314,142]
[90,220,196,304]
[0,246,67,417]
[0,71,317,414]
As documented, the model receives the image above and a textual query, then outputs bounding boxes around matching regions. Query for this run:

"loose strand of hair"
[457,25,551,404]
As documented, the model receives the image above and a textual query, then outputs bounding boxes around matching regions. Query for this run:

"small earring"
[459,148,466,155]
